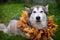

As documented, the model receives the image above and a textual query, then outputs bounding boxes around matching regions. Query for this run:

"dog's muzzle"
[36,16,40,22]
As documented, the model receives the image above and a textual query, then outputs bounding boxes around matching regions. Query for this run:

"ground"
[0,3,60,40]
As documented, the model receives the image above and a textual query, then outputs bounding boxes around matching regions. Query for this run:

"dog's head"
[25,5,48,29]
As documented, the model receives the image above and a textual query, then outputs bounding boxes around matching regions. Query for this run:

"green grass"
[0,3,34,24]
[0,32,28,40]
[0,3,60,40]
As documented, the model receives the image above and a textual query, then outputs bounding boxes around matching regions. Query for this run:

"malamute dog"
[0,5,53,40]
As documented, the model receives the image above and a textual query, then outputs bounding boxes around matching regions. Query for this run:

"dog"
[0,5,53,40]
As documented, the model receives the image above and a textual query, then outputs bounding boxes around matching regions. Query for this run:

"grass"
[0,32,28,40]
[0,3,34,24]
[0,3,60,40]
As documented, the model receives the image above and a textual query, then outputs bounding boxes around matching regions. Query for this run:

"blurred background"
[0,0,60,40]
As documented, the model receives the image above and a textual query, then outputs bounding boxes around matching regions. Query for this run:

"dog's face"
[25,5,48,29]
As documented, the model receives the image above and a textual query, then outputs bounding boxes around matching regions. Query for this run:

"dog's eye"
[40,11,43,13]
[33,11,36,13]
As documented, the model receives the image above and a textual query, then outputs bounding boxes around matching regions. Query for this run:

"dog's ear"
[45,5,48,12]
[24,5,31,13]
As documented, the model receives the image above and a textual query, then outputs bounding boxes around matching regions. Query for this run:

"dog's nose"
[36,16,40,20]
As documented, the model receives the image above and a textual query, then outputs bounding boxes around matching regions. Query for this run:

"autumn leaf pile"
[17,11,58,40]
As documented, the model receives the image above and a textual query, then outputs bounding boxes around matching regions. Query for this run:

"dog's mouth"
[36,20,41,22]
